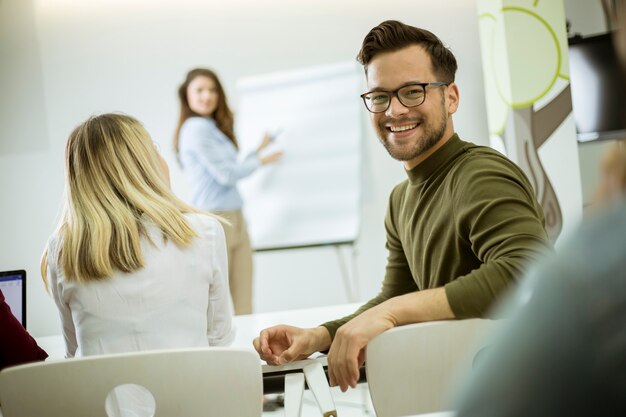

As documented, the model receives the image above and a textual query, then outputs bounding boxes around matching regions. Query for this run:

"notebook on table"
[0,269,26,329]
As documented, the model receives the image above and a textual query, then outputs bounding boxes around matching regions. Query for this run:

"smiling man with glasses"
[254,20,552,392]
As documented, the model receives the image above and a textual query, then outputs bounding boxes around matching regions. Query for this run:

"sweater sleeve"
[179,118,260,186]
[0,290,48,370]
[321,186,418,339]
[444,154,552,318]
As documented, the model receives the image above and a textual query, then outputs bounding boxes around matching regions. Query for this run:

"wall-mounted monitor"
[568,32,626,142]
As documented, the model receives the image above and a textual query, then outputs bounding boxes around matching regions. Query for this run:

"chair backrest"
[0,347,262,417]
[366,319,497,417]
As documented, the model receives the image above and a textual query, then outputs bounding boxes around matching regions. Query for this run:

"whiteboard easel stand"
[334,242,360,303]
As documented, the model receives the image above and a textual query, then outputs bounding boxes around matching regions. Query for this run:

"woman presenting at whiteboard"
[174,68,282,315]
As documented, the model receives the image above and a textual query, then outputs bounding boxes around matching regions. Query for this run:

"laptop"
[0,269,26,328]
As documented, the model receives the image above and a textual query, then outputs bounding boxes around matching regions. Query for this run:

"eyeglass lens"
[364,84,426,113]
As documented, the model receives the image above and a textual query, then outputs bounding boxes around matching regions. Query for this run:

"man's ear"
[446,82,460,115]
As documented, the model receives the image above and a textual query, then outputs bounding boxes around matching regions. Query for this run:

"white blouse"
[46,213,235,358]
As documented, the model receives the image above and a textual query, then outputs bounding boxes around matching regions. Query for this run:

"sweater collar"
[406,133,463,184]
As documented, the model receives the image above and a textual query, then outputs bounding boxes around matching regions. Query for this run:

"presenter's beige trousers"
[216,210,253,315]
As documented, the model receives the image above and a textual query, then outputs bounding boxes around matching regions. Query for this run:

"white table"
[1,303,361,417]
[35,302,361,360]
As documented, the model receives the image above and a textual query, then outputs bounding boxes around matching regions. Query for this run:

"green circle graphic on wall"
[488,6,562,109]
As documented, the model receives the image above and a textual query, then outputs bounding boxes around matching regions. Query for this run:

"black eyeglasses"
[360,82,450,113]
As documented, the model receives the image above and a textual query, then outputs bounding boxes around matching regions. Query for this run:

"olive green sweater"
[322,134,551,338]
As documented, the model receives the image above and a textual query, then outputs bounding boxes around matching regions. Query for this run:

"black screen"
[568,32,626,142]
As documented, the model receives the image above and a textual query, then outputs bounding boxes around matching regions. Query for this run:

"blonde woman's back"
[45,212,234,357]
[43,113,234,358]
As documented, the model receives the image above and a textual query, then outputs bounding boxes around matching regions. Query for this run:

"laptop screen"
[0,270,26,328]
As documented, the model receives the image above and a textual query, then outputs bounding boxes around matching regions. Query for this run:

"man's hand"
[328,287,454,391]
[327,305,396,392]
[253,325,331,365]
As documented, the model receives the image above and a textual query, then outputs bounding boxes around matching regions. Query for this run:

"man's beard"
[378,99,448,162]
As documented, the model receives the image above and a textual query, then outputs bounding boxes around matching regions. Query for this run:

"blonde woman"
[42,113,234,358]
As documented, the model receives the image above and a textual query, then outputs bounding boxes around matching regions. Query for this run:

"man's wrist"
[378,300,401,328]
[312,326,332,352]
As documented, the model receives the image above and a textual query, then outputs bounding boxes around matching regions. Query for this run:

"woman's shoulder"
[184,212,224,236]
[45,231,63,261]
[43,231,65,286]
[181,117,216,133]
[179,117,220,149]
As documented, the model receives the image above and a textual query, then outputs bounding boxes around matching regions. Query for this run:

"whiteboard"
[236,62,363,251]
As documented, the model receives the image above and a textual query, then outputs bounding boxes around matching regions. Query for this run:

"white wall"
[0,0,61,334]
[1,0,491,336]
[566,0,607,37]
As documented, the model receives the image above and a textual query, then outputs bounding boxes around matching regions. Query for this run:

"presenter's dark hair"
[357,20,457,83]
[174,68,237,154]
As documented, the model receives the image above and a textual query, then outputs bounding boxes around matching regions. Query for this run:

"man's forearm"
[320,292,391,340]
[383,287,456,326]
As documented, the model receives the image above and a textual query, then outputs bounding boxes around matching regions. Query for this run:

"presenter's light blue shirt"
[179,117,260,211]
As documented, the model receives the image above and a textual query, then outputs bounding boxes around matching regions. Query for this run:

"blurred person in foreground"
[454,2,626,414]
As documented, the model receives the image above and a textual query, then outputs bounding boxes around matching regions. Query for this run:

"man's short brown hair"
[357,20,458,83]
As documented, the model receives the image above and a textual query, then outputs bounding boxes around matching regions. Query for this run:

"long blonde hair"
[42,113,208,284]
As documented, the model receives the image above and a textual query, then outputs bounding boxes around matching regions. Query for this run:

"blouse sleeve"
[46,236,78,358]
[204,217,236,346]
[179,118,261,186]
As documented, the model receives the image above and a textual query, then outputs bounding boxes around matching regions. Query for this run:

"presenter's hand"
[327,305,396,392]
[253,325,331,365]
[257,132,283,165]
[257,132,274,152]
[259,150,283,165]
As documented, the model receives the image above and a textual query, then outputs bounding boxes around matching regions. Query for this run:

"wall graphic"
[477,0,583,243]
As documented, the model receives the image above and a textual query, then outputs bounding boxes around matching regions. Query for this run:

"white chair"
[366,319,497,417]
[0,347,262,417]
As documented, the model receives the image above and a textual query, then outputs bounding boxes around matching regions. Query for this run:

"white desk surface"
[34,302,361,361]
[0,303,360,417]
